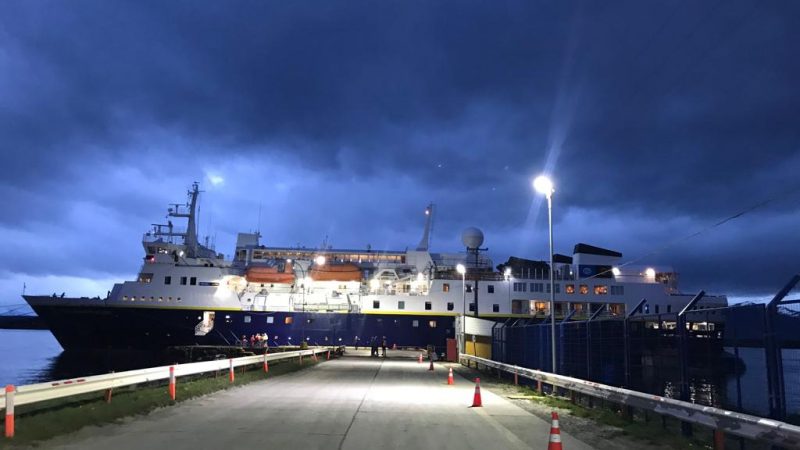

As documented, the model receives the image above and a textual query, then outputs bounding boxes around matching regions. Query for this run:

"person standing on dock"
[354,336,360,350]
[381,336,387,357]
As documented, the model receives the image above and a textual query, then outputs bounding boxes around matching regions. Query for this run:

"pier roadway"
[42,350,595,450]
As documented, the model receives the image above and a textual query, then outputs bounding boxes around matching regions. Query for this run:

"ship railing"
[0,347,338,433]
[458,353,800,449]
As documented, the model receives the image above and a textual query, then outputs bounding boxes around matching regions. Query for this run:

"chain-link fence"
[492,275,800,424]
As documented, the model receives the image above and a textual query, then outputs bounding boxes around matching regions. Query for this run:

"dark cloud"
[0,0,799,301]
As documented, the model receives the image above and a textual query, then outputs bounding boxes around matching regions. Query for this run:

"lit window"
[447,302,454,311]
[487,284,495,294]
[535,302,547,312]
[492,304,499,313]
[579,284,589,294]
[373,300,380,309]
[594,285,608,295]
[425,301,432,310]
[428,320,437,328]
[398,300,405,310]
[164,276,171,285]
[267,316,274,324]
[138,273,153,283]
[566,284,575,294]
[244,315,251,323]
[285,317,293,324]
[443,283,450,292]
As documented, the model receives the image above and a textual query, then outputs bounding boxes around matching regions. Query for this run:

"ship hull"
[25,297,456,351]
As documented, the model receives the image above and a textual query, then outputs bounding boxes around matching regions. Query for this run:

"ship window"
[190,277,197,286]
[122,296,128,301]
[428,320,437,328]
[138,273,153,283]
[546,284,561,293]
[655,305,660,314]
[513,282,527,292]
[425,301,432,310]
[398,301,405,310]
[667,305,672,313]
[168,297,172,302]
[594,285,608,295]
[493,304,499,313]
[447,302,454,311]
[267,316,274,324]
[373,300,380,309]
[487,284,494,294]
[469,303,476,312]
[579,284,589,294]
[176,297,181,302]
[285,317,293,324]
[565,284,575,294]
[443,283,450,292]
[164,276,172,285]
[535,301,547,312]
[610,285,624,295]
[531,283,544,293]
[466,284,473,293]
[180,277,187,285]
[244,316,251,323]
[158,297,163,302]
[412,320,419,328]
[149,296,154,301]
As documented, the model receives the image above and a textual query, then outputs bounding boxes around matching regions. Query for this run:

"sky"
[1,0,799,307]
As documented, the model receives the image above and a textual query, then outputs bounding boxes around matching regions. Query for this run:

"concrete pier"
[41,350,594,449]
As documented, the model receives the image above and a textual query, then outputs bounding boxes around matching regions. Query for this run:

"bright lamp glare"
[504,267,512,277]
[533,175,554,196]
[314,255,326,266]
[612,267,621,276]
[645,268,656,277]
[456,264,466,275]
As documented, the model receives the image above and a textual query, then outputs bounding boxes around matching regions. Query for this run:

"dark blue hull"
[29,304,456,351]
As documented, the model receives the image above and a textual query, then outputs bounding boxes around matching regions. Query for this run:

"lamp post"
[456,263,466,355]
[533,175,557,374]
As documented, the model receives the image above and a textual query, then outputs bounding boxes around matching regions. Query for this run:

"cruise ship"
[24,183,727,351]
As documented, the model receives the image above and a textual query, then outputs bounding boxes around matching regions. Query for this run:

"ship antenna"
[257,202,262,236]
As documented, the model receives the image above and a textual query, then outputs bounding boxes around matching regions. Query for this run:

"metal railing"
[2,347,334,414]
[459,353,800,449]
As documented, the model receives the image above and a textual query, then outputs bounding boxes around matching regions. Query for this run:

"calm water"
[0,329,63,385]
[0,329,170,386]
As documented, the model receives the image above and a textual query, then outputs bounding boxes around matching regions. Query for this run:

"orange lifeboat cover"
[310,263,362,282]
[246,263,296,284]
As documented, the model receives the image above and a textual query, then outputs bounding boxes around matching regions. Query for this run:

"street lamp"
[533,174,557,374]
[456,263,466,354]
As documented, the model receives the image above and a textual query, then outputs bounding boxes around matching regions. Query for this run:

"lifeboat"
[245,263,296,284]
[310,263,362,282]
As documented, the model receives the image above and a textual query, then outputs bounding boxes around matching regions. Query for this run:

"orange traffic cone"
[428,359,434,371]
[471,378,482,407]
[418,354,423,364]
[548,411,563,450]
[447,367,454,385]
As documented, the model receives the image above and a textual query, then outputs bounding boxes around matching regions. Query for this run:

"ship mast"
[416,203,435,251]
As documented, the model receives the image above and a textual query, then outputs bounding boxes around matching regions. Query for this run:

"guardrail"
[2,347,336,438]
[460,353,800,449]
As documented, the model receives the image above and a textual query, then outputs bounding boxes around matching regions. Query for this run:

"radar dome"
[461,227,484,250]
